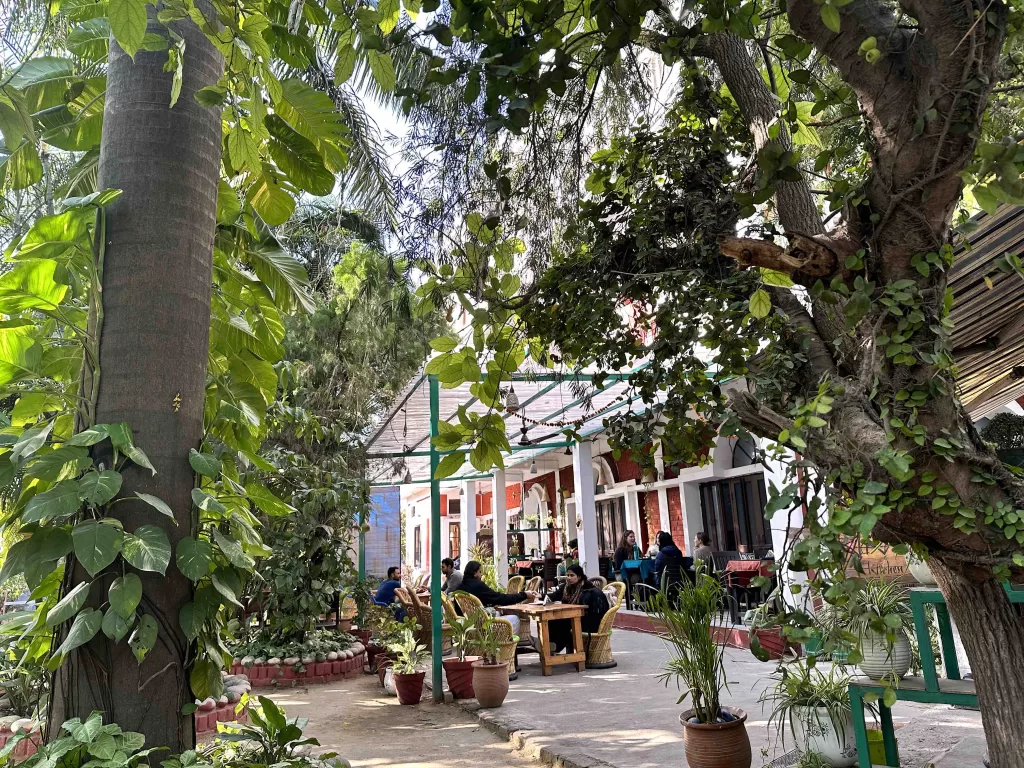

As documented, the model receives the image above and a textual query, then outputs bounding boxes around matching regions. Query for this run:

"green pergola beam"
[368,441,576,460]
[428,374,443,702]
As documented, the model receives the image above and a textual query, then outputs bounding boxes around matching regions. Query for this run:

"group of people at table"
[373,528,716,659]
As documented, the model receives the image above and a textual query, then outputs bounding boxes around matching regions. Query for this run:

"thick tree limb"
[720,234,847,281]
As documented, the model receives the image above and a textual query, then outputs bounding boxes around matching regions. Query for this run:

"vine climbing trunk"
[931,559,1024,768]
[48,5,224,752]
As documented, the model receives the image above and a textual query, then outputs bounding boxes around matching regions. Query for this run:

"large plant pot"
[679,707,752,768]
[472,661,510,708]
[443,657,479,699]
[393,671,425,705]
[383,666,397,696]
[352,629,372,645]
[859,631,912,681]
[338,618,353,632]
[752,628,789,660]
[790,706,857,767]
[376,656,393,686]
[907,557,937,586]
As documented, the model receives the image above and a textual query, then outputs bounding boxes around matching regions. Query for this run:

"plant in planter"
[470,614,514,708]
[845,580,913,682]
[646,572,752,768]
[761,662,865,768]
[443,614,480,699]
[388,628,427,705]
[905,550,937,586]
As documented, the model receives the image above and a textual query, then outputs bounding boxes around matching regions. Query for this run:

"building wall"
[643,492,661,547]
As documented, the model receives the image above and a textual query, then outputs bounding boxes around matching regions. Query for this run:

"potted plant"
[389,628,427,705]
[846,580,913,682]
[647,572,752,768]
[761,662,862,767]
[443,615,480,699]
[470,614,513,708]
[905,550,937,586]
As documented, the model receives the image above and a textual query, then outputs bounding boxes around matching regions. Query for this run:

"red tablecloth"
[724,559,773,588]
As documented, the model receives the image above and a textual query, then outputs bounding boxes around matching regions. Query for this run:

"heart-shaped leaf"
[135,492,175,521]
[55,608,102,656]
[121,525,171,575]
[176,537,213,581]
[188,450,221,478]
[128,613,158,663]
[23,480,83,522]
[78,470,123,506]
[72,520,123,576]
[101,606,135,643]
[108,573,142,619]
[45,580,91,627]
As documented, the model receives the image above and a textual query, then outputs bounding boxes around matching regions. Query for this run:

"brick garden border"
[234,648,366,689]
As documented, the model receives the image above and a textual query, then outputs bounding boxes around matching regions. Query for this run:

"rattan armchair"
[506,575,525,594]
[525,576,542,593]
[453,592,518,677]
[585,591,622,669]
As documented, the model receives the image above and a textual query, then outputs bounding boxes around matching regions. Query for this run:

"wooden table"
[500,603,587,676]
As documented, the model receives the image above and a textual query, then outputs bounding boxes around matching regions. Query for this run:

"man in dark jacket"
[374,566,405,620]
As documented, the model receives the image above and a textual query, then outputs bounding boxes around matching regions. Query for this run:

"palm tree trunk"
[49,5,223,751]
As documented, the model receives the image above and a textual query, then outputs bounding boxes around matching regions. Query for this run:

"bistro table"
[723,559,774,624]
[500,602,587,676]
[620,558,656,610]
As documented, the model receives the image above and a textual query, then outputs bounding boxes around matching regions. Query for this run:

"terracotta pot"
[376,656,393,686]
[472,660,510,708]
[353,629,372,645]
[443,657,479,699]
[338,618,353,632]
[679,707,752,768]
[393,671,425,705]
[753,628,794,660]
[366,644,385,671]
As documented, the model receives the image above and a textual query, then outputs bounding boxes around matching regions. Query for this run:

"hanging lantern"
[505,386,520,413]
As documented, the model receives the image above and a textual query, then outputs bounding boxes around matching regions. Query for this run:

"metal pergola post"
[428,374,443,701]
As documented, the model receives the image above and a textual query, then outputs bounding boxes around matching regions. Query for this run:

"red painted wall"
[666,486,686,552]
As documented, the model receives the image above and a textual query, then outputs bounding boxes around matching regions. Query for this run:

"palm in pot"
[470,613,515,708]
[647,569,752,768]
[444,615,479,699]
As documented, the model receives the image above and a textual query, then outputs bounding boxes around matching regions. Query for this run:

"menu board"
[845,537,912,582]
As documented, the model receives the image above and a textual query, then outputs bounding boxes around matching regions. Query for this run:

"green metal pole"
[358,502,366,581]
[428,374,443,702]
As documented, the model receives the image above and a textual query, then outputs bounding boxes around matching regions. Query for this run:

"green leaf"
[36,526,73,561]
[189,658,222,701]
[88,733,118,761]
[245,482,294,516]
[67,18,111,59]
[54,608,102,656]
[241,239,314,313]
[266,114,335,196]
[124,444,156,475]
[108,0,148,58]
[101,607,135,643]
[109,573,142,618]
[228,125,261,174]
[189,449,221,478]
[434,450,465,479]
[275,78,346,147]
[0,328,42,389]
[191,488,227,513]
[882,686,897,708]
[134,492,175,520]
[210,570,242,608]
[246,171,296,227]
[212,528,253,569]
[69,424,109,447]
[23,480,83,522]
[71,712,103,743]
[46,581,91,627]
[367,50,396,92]
[72,520,124,576]
[78,470,123,505]
[176,536,214,581]
[749,289,772,319]
[334,39,357,84]
[128,614,158,663]
[178,602,204,639]
[0,139,43,191]
[820,4,841,33]
[378,0,400,33]
[122,525,171,575]
[12,421,53,462]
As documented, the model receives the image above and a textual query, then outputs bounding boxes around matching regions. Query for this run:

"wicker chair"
[506,575,525,594]
[585,597,621,669]
[607,580,626,607]
[453,592,518,677]
[590,576,608,590]
[394,587,415,616]
[440,592,460,624]
[525,576,542,593]
[415,600,453,653]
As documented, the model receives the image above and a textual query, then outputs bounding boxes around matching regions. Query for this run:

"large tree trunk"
[931,559,1024,768]
[49,6,223,751]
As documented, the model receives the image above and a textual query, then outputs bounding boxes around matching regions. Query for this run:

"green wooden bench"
[848,584,1024,767]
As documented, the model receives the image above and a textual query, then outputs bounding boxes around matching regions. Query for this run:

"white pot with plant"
[906,551,937,586]
[646,572,752,768]
[848,580,913,681]
[762,662,862,767]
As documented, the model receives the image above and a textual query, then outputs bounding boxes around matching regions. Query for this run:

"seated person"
[654,531,685,583]
[441,557,463,594]
[374,566,406,621]
[614,529,643,581]
[693,531,714,566]
[458,560,538,635]
[546,564,609,653]
[557,538,580,576]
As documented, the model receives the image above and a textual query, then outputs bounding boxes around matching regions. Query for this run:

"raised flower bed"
[0,718,42,762]
[234,645,366,688]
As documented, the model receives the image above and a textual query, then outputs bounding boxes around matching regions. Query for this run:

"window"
[449,522,460,559]
[414,526,422,568]
[596,497,626,555]
[698,475,769,552]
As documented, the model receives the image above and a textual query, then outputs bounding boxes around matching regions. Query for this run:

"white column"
[572,440,600,576]
[681,482,703,553]
[460,481,477,568]
[657,488,671,534]
[491,470,508,587]
[624,490,642,541]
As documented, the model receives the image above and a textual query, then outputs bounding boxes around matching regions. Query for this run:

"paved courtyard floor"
[457,627,989,768]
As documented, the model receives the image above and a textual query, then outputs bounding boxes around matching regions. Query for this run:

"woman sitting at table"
[459,560,538,635]
[545,564,608,654]
[654,531,686,583]
[614,530,642,573]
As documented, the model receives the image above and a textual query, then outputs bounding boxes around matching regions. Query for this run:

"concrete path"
[456,629,988,768]
[264,674,540,768]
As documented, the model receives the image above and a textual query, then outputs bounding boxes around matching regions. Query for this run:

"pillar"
[460,480,477,568]
[492,469,507,587]
[572,440,600,576]
[625,490,642,542]
[682,483,703,553]
[657,488,670,535]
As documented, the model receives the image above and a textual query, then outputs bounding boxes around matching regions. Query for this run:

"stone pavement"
[456,628,989,768]
[265,674,540,768]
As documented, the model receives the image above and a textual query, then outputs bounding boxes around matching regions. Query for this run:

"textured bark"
[931,559,1024,768]
[48,5,223,751]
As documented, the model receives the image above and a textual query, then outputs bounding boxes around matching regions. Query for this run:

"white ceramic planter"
[790,706,858,767]
[859,630,912,681]
[383,667,397,696]
[908,557,937,585]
